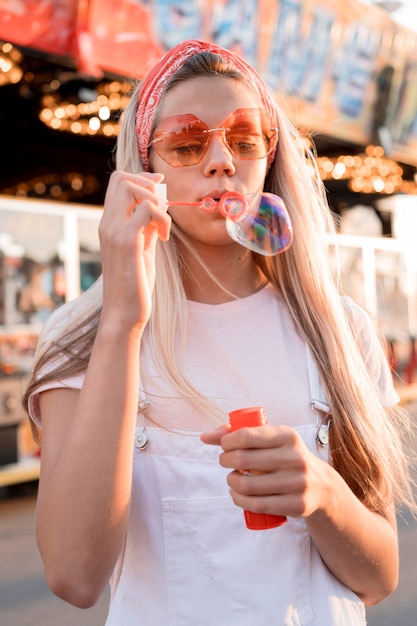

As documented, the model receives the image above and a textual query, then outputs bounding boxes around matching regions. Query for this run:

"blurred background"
[0,1,416,624]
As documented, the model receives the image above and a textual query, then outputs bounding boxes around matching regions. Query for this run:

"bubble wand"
[157,184,293,257]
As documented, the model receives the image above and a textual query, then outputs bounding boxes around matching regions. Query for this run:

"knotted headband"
[135,39,278,171]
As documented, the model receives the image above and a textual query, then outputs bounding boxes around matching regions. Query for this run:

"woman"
[23,40,416,625]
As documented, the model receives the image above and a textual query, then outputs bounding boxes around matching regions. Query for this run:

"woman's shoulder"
[340,296,381,339]
[340,297,399,404]
[27,371,85,428]
[340,294,368,317]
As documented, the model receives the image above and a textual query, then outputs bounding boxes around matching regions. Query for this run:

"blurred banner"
[1,0,416,164]
[0,0,78,58]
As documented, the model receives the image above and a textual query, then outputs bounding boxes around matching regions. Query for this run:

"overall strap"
[306,345,332,448]
[306,345,330,413]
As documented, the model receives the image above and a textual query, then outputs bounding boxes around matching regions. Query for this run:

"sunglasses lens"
[152,116,209,166]
[225,109,277,160]
[151,109,277,166]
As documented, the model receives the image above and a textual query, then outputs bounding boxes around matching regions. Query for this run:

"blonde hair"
[23,51,416,517]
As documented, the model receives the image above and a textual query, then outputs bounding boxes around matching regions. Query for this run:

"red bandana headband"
[135,39,278,171]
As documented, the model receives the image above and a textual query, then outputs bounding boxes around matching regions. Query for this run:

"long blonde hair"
[23,51,416,517]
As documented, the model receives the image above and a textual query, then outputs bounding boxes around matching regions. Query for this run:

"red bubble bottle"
[228,406,287,530]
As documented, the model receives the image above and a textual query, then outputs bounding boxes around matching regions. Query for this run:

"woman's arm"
[304,457,398,605]
[201,424,398,605]
[35,171,171,608]
[37,326,142,608]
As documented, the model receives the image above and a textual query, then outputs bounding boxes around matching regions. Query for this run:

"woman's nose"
[203,131,236,176]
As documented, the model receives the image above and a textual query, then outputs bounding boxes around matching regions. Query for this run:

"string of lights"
[38,80,132,137]
[0,42,23,86]
[0,39,416,200]
[1,172,99,202]
[316,145,417,194]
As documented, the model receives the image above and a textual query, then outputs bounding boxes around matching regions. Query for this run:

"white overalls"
[30,285,397,625]
[104,348,367,626]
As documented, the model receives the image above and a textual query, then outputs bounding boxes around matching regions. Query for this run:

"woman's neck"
[179,242,268,304]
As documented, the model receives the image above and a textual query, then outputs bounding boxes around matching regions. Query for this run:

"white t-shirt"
[28,284,398,626]
[29,283,397,428]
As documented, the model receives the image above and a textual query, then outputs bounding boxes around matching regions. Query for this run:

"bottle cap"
[228,406,267,430]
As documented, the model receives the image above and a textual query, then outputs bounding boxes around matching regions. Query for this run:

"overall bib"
[105,348,366,626]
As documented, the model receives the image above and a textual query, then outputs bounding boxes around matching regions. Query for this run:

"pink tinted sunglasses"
[149,108,278,167]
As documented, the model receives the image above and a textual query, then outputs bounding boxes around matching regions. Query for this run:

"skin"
[36,77,398,609]
[150,77,270,302]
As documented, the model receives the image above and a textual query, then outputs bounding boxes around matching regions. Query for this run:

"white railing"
[328,233,417,340]
[1,195,416,378]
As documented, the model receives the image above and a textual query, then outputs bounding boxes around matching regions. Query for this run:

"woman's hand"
[98,170,171,332]
[201,423,399,604]
[201,424,324,519]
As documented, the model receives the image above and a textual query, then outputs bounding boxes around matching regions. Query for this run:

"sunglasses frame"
[149,108,278,167]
